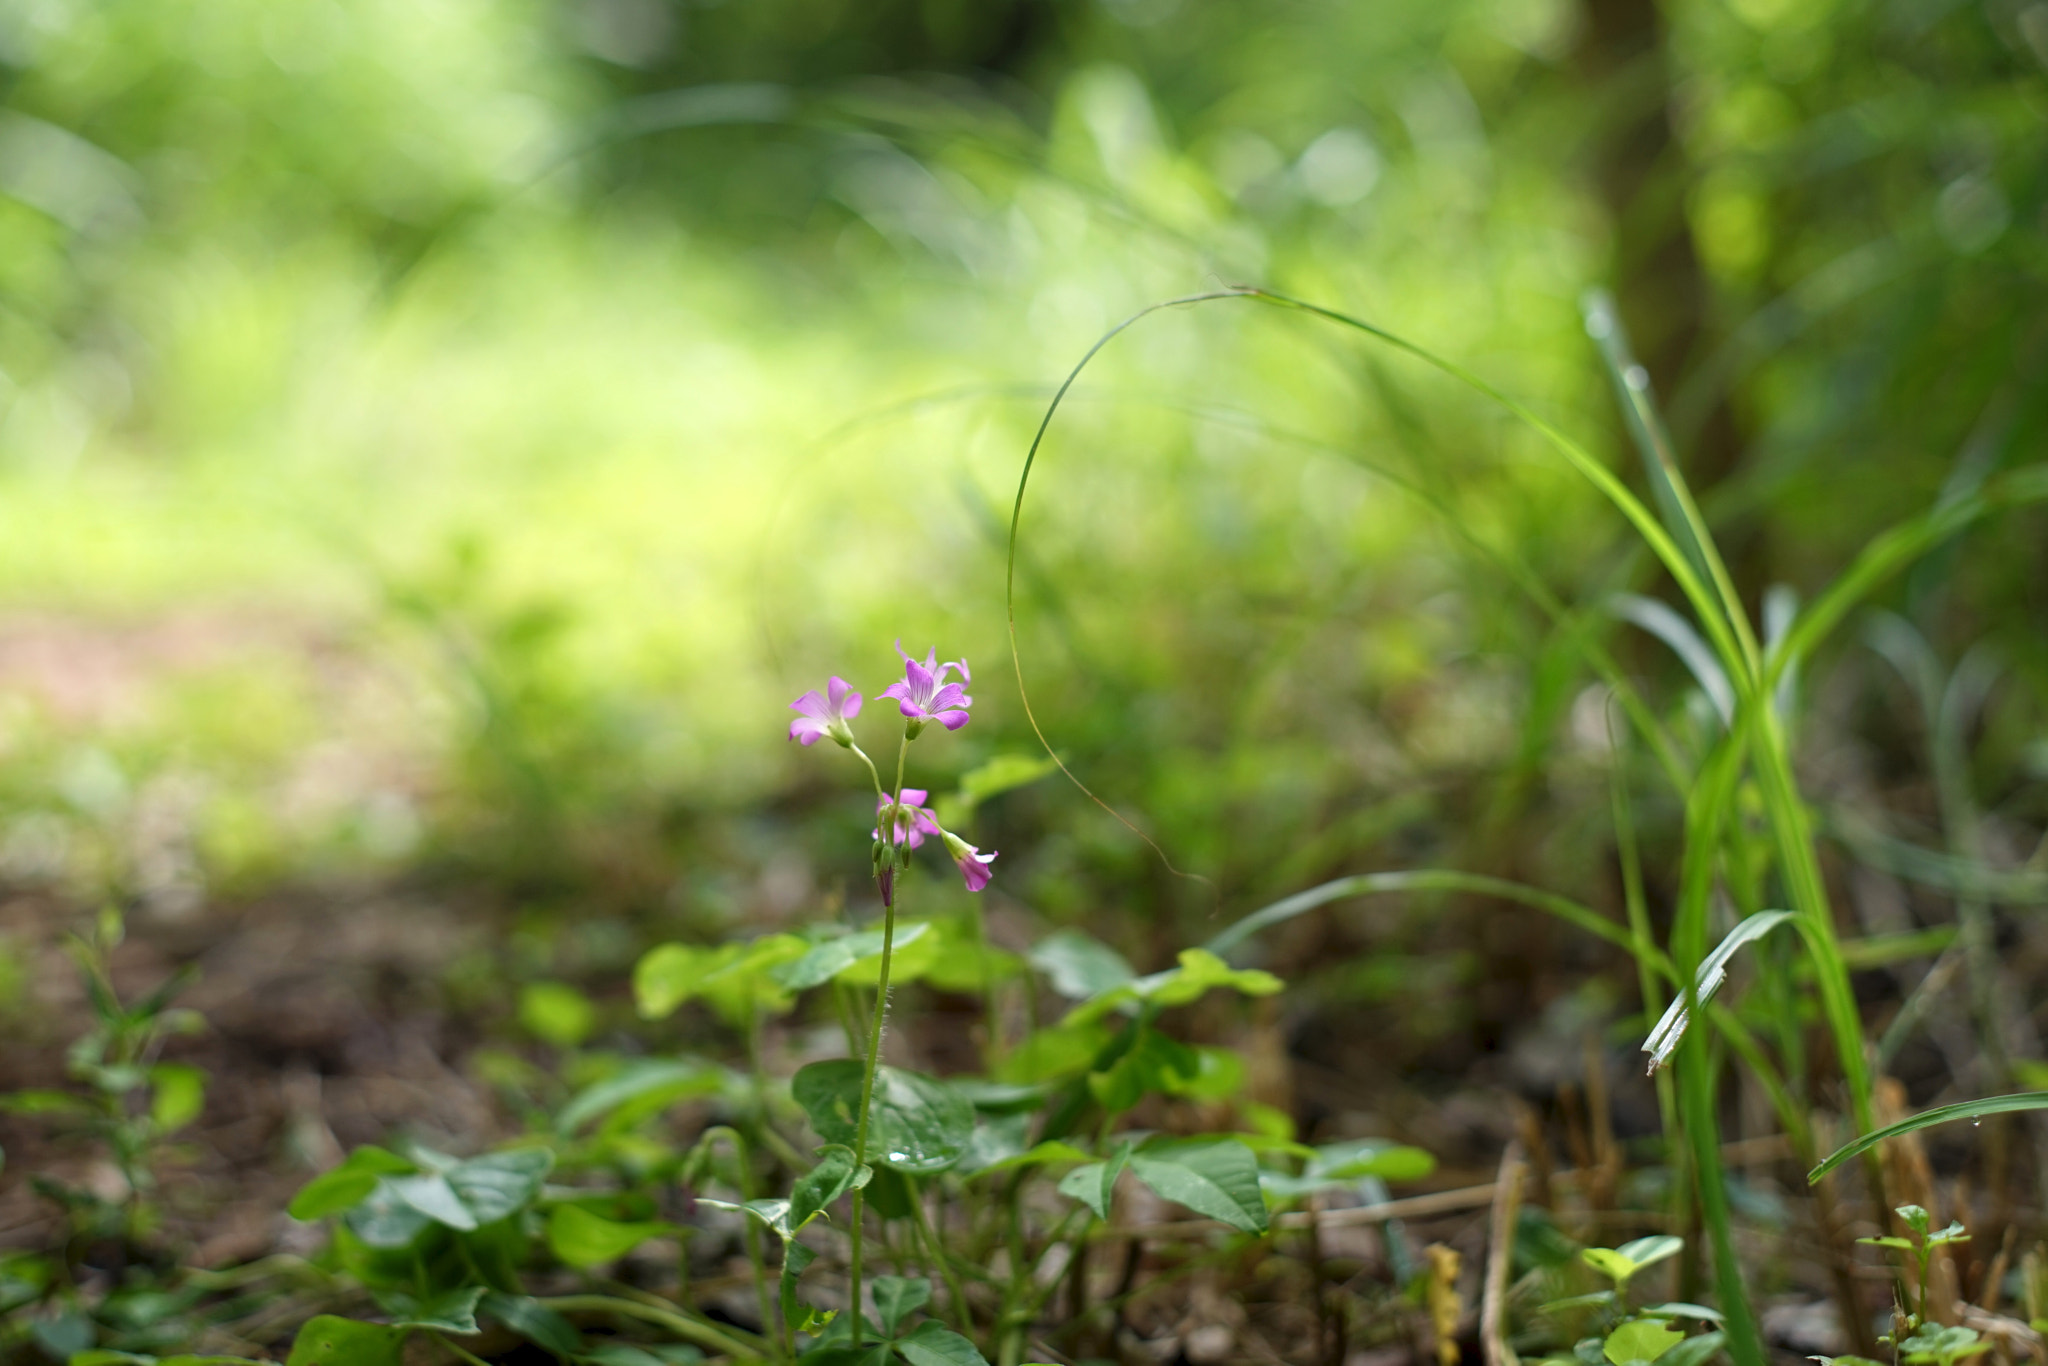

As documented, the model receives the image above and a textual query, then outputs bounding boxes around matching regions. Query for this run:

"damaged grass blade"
[1642,911,1796,1073]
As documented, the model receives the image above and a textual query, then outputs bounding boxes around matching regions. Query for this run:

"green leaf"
[872,1275,931,1336]
[1642,911,1797,1070]
[894,1320,991,1366]
[147,1064,206,1133]
[1128,1139,1269,1234]
[379,1286,485,1334]
[966,1138,1094,1179]
[480,1292,582,1354]
[941,753,1059,824]
[780,1241,819,1333]
[1028,930,1135,999]
[954,1113,1031,1174]
[579,1347,704,1366]
[792,1061,974,1174]
[1088,1028,1198,1115]
[1055,1142,1130,1219]
[290,1146,417,1220]
[444,1147,553,1223]
[546,1204,666,1268]
[344,1180,435,1248]
[634,936,807,1023]
[789,1145,872,1230]
[555,1058,727,1134]
[1614,1236,1683,1272]
[285,1316,407,1366]
[1063,949,1282,1026]
[1857,1237,1914,1251]
[519,982,597,1048]
[1309,1139,1436,1184]
[1654,1333,1726,1366]
[1581,1248,1638,1286]
[772,924,933,993]
[1640,1304,1724,1324]
[1602,1319,1684,1366]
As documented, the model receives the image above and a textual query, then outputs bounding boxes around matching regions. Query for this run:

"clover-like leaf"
[792,1061,973,1174]
[289,1146,416,1222]
[789,1145,872,1230]
[895,1320,991,1366]
[285,1316,407,1366]
[1602,1318,1683,1366]
[872,1275,932,1336]
[378,1286,485,1335]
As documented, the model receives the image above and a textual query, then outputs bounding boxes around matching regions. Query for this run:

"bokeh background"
[0,0,2045,1258]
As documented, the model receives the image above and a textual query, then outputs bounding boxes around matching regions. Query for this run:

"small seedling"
[1860,1205,1969,1329]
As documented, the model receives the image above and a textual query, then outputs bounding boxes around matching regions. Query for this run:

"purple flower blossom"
[874,789,942,850]
[789,676,861,747]
[881,641,972,732]
[942,830,998,892]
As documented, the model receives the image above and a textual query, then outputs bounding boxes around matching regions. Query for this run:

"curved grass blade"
[1642,911,1797,1073]
[1609,593,1735,725]
[1808,1093,2048,1182]
[1201,870,1669,981]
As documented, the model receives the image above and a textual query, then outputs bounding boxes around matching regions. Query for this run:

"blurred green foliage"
[0,0,2039,976]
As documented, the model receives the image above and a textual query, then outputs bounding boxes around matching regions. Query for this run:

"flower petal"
[935,708,971,731]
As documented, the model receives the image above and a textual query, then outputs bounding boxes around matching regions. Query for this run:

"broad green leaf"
[546,1203,666,1267]
[773,924,933,993]
[922,937,1024,994]
[284,1316,406,1366]
[1602,1319,1683,1366]
[1308,1139,1437,1184]
[519,982,597,1048]
[1128,1140,1268,1234]
[344,1180,435,1248]
[386,1174,475,1230]
[1088,1028,1198,1115]
[862,1165,916,1220]
[1028,930,1135,999]
[895,1320,991,1366]
[950,1081,1049,1114]
[555,1058,727,1134]
[1640,1305,1724,1324]
[872,1275,931,1335]
[1175,1048,1246,1101]
[789,1145,872,1230]
[1614,1236,1683,1272]
[1900,1326,1991,1365]
[955,1113,1031,1174]
[443,1148,553,1223]
[967,1138,1093,1179]
[635,935,807,1023]
[479,1292,581,1354]
[1055,1142,1130,1219]
[939,753,1059,825]
[1654,1333,1726,1366]
[1064,949,1282,1026]
[1581,1248,1638,1285]
[148,1065,205,1132]
[289,1147,416,1221]
[792,1061,973,1174]
[379,1286,485,1334]
[996,1024,1111,1084]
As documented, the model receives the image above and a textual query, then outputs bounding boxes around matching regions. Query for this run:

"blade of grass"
[1809,1093,2048,1181]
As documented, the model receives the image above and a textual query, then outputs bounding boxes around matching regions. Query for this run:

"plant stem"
[539,1294,766,1358]
[850,732,911,1349]
[908,1178,976,1340]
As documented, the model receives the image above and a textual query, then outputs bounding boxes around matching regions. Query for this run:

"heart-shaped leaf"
[1028,930,1135,1000]
[895,1320,990,1366]
[444,1148,553,1224]
[773,924,933,993]
[1128,1139,1269,1234]
[872,1275,931,1335]
[792,1061,973,1175]
[1603,1319,1684,1366]
[285,1316,407,1366]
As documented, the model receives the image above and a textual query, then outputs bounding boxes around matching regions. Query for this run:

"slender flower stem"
[849,731,912,1348]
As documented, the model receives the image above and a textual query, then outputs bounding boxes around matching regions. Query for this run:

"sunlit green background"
[0,0,2041,1040]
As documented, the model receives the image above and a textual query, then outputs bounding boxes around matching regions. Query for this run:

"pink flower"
[789,676,861,747]
[942,830,997,892]
[881,641,971,732]
[874,790,942,851]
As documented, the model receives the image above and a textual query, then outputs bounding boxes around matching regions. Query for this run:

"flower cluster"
[788,642,998,896]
